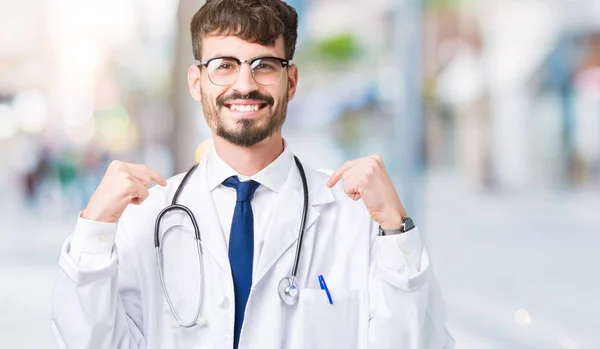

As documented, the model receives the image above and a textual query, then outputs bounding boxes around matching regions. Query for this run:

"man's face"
[188,35,298,147]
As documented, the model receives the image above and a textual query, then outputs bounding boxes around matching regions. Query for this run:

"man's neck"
[212,135,285,176]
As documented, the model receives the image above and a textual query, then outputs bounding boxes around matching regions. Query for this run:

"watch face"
[402,217,415,232]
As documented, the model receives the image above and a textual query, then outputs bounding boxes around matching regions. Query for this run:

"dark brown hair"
[190,0,298,60]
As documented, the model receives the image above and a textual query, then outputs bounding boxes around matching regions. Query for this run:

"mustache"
[217,91,274,108]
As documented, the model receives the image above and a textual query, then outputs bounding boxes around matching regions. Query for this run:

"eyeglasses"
[195,56,290,86]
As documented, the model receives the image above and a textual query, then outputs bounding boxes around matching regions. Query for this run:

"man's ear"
[188,65,202,102]
[287,64,299,101]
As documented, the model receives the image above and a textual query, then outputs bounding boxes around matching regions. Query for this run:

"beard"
[201,89,288,148]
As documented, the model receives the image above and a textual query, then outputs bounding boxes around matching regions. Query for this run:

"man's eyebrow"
[206,53,235,59]
[202,54,284,62]
[251,53,289,60]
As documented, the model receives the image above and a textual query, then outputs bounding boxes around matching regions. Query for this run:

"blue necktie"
[222,176,260,349]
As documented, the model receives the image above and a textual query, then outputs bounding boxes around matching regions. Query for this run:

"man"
[51,0,454,348]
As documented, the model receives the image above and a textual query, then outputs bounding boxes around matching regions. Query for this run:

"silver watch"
[378,216,415,236]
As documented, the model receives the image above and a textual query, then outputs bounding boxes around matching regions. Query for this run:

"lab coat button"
[197,317,209,327]
[100,234,111,243]
[217,296,229,309]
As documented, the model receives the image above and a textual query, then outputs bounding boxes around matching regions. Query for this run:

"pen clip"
[318,274,333,305]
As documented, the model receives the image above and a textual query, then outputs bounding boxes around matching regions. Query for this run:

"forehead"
[201,35,285,59]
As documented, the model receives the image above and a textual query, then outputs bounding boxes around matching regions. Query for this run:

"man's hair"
[190,0,298,60]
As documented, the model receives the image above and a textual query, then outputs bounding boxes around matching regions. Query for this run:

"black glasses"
[195,56,290,86]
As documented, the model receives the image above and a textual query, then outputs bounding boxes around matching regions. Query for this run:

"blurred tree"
[314,33,361,63]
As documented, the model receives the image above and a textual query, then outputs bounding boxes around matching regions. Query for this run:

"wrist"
[379,211,404,230]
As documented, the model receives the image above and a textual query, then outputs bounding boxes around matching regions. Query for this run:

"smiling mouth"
[225,103,269,112]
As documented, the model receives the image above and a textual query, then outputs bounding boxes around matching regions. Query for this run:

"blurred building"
[423,0,600,191]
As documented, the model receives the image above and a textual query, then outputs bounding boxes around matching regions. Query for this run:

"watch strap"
[378,216,415,236]
[378,226,403,236]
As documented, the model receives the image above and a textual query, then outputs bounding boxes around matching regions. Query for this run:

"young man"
[51,0,454,348]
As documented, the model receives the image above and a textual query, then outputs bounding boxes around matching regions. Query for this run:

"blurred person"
[23,147,52,208]
[435,39,490,188]
[51,0,453,348]
[572,52,600,186]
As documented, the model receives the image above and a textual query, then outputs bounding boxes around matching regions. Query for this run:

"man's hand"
[327,155,406,229]
[81,161,167,223]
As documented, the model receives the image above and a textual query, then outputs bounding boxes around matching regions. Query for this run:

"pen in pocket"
[318,274,333,305]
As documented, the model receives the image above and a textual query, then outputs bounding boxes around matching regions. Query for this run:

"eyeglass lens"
[205,57,285,86]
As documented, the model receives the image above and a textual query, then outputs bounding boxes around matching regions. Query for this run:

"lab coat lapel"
[253,164,334,286]
[176,158,230,274]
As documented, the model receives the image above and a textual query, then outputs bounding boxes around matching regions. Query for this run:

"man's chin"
[217,130,269,147]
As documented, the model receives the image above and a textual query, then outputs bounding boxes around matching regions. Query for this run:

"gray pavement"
[422,172,600,348]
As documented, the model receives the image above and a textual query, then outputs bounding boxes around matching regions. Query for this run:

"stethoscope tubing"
[289,156,309,283]
[154,156,308,326]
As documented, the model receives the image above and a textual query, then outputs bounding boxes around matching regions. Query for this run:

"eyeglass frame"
[195,56,291,86]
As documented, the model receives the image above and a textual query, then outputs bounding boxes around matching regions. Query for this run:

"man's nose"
[231,63,259,95]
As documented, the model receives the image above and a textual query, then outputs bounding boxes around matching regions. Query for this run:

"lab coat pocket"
[293,289,367,349]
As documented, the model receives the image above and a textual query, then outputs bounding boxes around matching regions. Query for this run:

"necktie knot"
[223,176,260,202]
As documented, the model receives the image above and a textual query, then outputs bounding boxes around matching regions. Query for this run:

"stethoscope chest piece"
[278,276,299,306]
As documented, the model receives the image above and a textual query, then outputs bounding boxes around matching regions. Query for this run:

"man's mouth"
[226,104,267,112]
[223,100,269,113]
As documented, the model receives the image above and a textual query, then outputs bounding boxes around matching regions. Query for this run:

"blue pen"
[318,275,333,305]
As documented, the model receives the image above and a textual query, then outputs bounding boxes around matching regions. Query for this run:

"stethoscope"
[155,156,309,328]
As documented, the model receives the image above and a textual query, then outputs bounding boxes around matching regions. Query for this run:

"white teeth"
[230,104,260,112]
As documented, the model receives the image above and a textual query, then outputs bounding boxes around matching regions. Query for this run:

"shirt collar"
[206,140,293,194]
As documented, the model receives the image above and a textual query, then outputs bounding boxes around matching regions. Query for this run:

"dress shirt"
[205,143,293,272]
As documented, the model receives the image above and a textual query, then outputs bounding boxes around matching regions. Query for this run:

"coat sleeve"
[368,221,455,349]
[51,213,146,349]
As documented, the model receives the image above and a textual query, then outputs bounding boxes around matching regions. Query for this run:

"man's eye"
[256,63,276,70]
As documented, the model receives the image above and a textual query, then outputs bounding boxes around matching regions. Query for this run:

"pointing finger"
[133,164,167,186]
[150,171,167,187]
[327,160,358,188]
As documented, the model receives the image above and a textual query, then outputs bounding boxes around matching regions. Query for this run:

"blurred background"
[1,0,599,347]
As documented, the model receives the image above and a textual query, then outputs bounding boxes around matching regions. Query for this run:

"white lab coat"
[51,156,455,349]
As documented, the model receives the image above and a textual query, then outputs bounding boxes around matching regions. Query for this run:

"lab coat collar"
[174,150,335,281]
[252,158,335,287]
[205,140,293,194]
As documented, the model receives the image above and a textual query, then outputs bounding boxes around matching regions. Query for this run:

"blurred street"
[1,170,598,348]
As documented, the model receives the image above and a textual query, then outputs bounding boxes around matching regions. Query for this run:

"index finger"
[148,169,167,186]
[327,160,357,188]
[135,165,167,187]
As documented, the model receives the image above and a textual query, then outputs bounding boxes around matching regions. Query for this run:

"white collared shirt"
[205,143,293,270]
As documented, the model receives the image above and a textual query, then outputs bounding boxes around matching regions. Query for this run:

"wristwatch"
[378,216,415,236]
